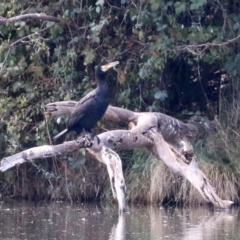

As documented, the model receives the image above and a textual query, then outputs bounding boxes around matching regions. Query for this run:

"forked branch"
[0,103,234,213]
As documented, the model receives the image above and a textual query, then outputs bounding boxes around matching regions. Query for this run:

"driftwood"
[0,103,234,214]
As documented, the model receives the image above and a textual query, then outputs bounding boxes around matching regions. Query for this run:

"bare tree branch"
[0,130,153,214]
[0,13,61,24]
[0,24,56,74]
[1,104,234,212]
[150,130,233,208]
[9,24,55,48]
[44,101,77,117]
[177,34,240,52]
[44,103,235,208]
[0,136,93,172]
[0,130,153,172]
[45,103,203,148]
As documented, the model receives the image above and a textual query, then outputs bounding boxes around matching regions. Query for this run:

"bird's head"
[95,61,119,79]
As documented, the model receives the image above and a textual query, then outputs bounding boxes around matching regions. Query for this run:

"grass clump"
[125,115,240,205]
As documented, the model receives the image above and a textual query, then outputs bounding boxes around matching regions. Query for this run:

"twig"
[105,0,122,10]
[9,24,55,48]
[177,34,240,51]
[0,47,11,74]
[0,24,55,74]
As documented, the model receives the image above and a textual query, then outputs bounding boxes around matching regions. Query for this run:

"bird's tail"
[53,129,69,141]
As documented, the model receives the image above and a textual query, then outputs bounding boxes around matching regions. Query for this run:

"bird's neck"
[96,78,108,93]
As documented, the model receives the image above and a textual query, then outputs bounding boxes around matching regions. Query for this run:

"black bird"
[53,61,119,140]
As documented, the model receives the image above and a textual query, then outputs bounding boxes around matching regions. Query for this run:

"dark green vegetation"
[0,0,239,204]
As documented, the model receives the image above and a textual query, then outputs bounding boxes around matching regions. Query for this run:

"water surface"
[0,201,239,240]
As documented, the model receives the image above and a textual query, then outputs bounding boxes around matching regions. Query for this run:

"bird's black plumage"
[53,61,119,140]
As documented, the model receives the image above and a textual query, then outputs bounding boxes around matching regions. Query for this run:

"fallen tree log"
[0,104,233,213]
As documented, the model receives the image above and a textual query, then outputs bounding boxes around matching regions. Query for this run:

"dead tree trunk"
[0,103,233,214]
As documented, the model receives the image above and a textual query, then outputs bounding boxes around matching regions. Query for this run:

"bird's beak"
[101,61,119,72]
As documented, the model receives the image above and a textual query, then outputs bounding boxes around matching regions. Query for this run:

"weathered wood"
[150,130,233,208]
[0,131,153,214]
[45,103,204,147]
[88,142,126,214]
[44,101,77,117]
[1,103,234,212]
[0,137,92,172]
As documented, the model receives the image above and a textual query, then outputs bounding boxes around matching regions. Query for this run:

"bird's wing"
[69,90,97,123]
[76,89,97,106]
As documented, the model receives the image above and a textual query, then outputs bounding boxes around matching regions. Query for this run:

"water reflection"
[149,207,239,240]
[0,201,239,240]
[109,215,125,240]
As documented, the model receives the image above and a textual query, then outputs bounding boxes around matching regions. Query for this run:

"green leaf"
[138,30,144,40]
[20,21,26,27]
[92,36,100,43]
[68,36,79,45]
[151,2,160,11]
[31,27,39,33]
[73,8,81,13]
[154,90,168,101]
[78,158,86,165]
[82,48,95,65]
[64,9,69,16]
[4,170,14,182]
[18,29,25,37]
[174,2,186,15]
[90,20,107,33]
[190,0,206,9]
[46,21,55,28]
[13,66,20,71]
[9,60,14,67]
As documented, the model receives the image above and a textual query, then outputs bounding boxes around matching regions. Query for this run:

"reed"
[125,151,240,205]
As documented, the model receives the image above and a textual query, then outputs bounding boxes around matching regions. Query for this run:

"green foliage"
[124,149,152,203]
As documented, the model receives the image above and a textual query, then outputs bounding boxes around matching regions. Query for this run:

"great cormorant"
[53,61,119,140]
